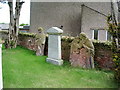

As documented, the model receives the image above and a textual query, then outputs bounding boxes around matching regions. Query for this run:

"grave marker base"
[46,58,63,66]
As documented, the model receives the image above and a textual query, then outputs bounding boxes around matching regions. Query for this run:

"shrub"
[20,23,28,26]
[113,53,120,82]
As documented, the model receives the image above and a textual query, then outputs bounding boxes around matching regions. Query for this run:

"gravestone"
[70,32,94,68]
[0,39,3,89]
[46,27,63,65]
[35,27,46,56]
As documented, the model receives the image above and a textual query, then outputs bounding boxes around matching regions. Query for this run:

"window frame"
[92,29,99,40]
[91,29,112,41]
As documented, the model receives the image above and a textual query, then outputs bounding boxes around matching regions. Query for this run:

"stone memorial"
[70,32,94,68]
[46,27,63,65]
[0,39,3,89]
[35,27,46,56]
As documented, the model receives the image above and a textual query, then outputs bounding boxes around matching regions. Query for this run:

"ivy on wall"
[0,30,113,50]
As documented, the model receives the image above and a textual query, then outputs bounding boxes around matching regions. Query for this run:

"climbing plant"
[107,15,120,82]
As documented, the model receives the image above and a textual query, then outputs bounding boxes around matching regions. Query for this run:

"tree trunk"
[7,0,24,48]
[8,1,15,48]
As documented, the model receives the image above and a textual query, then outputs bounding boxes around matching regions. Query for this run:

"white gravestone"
[0,44,3,90]
[46,27,63,65]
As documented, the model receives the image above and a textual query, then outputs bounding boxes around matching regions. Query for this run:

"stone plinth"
[0,44,3,89]
[46,27,63,65]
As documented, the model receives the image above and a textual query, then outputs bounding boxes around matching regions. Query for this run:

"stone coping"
[47,27,63,35]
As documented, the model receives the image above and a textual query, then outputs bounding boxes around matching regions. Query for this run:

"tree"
[6,0,24,48]
[107,1,120,82]
[0,0,24,48]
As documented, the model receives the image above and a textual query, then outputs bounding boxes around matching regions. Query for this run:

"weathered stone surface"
[70,48,91,68]
[70,32,94,68]
[94,46,114,70]
[0,38,4,44]
[46,58,63,66]
[47,27,63,35]
[35,27,46,56]
[46,27,63,65]
[0,39,2,44]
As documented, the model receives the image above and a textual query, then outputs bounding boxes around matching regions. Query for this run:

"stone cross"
[0,44,3,89]
[46,27,63,65]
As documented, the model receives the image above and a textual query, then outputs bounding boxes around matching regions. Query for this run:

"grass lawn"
[2,46,118,88]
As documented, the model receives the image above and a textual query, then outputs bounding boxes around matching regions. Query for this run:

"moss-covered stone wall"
[0,31,113,69]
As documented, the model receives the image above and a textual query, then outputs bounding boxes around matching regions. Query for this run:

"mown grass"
[2,46,118,88]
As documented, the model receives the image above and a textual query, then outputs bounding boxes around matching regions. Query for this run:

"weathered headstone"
[46,27,63,65]
[70,32,94,68]
[0,39,3,89]
[35,27,46,56]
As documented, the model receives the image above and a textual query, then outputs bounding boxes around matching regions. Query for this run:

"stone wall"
[0,31,8,40]
[0,31,114,69]
[18,33,37,51]
[94,42,114,70]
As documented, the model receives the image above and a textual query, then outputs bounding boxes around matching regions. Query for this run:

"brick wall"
[94,43,114,70]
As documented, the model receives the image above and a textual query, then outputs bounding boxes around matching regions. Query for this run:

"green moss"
[38,27,44,31]
[0,30,113,51]
[18,32,36,38]
[0,30,8,34]
[62,36,74,43]
[92,40,112,50]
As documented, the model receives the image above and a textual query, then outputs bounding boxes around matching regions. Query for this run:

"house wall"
[81,5,109,40]
[30,2,112,37]
[30,2,82,36]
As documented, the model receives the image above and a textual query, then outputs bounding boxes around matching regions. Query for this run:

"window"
[92,29,112,41]
[92,30,99,40]
[94,30,98,40]
[106,31,112,41]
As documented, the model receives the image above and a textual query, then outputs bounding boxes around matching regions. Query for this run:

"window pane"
[107,31,111,41]
[94,30,98,40]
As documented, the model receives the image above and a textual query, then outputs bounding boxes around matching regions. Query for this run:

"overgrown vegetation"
[92,40,112,50]
[2,46,118,88]
[19,32,36,38]
[107,15,120,82]
[20,23,28,26]
[0,31,113,48]
[0,31,116,69]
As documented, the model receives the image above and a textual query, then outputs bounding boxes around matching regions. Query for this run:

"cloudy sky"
[0,0,30,24]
